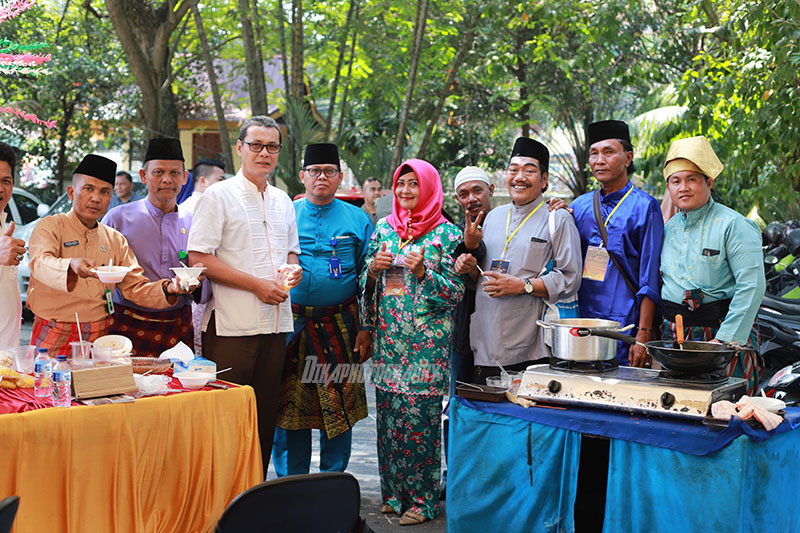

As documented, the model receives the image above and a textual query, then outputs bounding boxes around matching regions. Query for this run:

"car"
[14,192,71,304]
[3,187,49,235]
[293,188,365,207]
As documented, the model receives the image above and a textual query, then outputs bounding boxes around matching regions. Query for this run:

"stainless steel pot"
[537,318,634,361]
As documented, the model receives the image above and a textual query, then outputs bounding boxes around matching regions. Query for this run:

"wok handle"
[572,327,639,345]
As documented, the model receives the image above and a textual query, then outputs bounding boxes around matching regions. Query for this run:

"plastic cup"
[12,345,36,374]
[70,341,93,369]
[485,376,505,389]
[92,345,113,365]
[277,264,300,291]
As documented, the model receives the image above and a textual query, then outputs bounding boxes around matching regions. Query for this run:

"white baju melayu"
[187,171,300,336]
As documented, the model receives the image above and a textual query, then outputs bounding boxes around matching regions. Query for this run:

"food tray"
[129,357,171,375]
[456,384,508,402]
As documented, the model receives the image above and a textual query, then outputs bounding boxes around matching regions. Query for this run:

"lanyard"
[503,201,544,257]
[602,185,634,227]
[397,236,414,251]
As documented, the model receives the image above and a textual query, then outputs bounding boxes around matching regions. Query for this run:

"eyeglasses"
[303,167,340,178]
[242,141,282,154]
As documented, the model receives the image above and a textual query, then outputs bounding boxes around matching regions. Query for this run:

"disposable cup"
[92,345,113,365]
[12,346,36,374]
[70,341,93,369]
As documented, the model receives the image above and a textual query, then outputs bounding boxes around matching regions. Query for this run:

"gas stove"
[517,364,747,419]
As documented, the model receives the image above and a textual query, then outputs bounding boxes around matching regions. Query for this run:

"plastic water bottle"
[52,355,72,408]
[33,348,52,398]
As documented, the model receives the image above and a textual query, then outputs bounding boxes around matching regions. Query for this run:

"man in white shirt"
[179,158,225,215]
[0,142,26,347]
[188,116,302,475]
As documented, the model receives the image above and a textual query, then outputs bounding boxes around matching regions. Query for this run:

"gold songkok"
[663,136,723,180]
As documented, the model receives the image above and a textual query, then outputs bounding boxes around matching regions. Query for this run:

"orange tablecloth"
[0,386,263,532]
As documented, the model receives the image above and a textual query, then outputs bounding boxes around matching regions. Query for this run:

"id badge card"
[490,258,511,274]
[385,265,406,296]
[582,246,609,281]
[105,288,115,315]
[328,256,342,279]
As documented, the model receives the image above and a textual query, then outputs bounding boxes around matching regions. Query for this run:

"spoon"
[675,314,685,350]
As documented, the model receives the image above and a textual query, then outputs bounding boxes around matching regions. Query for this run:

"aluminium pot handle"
[572,327,639,345]
[536,320,553,329]
[617,324,635,332]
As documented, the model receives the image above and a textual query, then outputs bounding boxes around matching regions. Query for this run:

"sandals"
[399,510,428,526]
[380,503,395,514]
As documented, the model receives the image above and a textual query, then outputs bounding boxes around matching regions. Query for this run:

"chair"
[215,472,362,533]
[0,496,20,533]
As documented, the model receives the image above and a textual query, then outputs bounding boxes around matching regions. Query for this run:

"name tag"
[490,258,511,274]
[385,265,406,296]
[582,246,609,281]
[64,240,79,247]
[328,256,342,279]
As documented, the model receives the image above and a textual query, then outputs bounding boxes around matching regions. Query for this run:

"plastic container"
[52,355,72,408]
[12,345,36,374]
[33,348,52,398]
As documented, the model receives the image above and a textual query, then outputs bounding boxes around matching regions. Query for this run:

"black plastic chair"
[215,472,362,533]
[0,496,20,533]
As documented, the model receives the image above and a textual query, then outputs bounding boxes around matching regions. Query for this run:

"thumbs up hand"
[0,221,27,266]
[368,241,394,278]
[405,244,427,280]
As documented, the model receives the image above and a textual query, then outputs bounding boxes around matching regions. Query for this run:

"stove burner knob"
[547,380,562,393]
[660,392,676,409]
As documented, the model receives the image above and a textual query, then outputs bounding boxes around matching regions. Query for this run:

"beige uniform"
[28,209,171,323]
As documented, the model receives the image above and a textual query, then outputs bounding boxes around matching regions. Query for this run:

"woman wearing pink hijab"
[360,159,464,525]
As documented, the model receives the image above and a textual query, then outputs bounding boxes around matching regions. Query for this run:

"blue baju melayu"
[272,198,373,477]
[570,181,664,364]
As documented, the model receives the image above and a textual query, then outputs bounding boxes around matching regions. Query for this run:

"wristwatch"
[523,278,534,295]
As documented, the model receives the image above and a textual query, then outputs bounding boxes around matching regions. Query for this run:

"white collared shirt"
[0,213,21,347]
[187,171,300,336]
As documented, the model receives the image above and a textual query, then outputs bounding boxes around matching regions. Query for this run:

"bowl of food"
[91,265,133,284]
[93,334,133,358]
[169,267,206,291]
[174,371,214,389]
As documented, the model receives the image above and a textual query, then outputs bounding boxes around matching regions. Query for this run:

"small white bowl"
[169,267,206,290]
[91,265,133,284]
[174,371,214,389]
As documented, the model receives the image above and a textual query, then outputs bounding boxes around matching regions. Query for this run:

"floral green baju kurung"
[360,218,464,519]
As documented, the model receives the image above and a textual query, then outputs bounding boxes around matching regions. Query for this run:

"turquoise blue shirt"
[660,197,765,343]
[291,198,373,308]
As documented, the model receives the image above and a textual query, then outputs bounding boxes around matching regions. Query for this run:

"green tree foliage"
[0,2,131,198]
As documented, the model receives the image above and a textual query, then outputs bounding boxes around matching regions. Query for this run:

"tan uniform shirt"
[27,209,172,323]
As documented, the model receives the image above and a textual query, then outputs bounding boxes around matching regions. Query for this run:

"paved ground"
[20,317,448,531]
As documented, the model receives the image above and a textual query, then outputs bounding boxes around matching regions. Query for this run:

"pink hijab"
[386,159,447,241]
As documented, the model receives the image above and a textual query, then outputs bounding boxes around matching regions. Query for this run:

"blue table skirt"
[447,398,581,533]
[448,397,800,456]
[447,397,800,533]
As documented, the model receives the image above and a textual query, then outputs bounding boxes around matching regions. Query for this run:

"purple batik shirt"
[102,197,200,312]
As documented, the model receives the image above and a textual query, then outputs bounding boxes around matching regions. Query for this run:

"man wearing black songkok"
[27,153,189,356]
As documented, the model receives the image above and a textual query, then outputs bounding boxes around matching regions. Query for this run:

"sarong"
[31,315,113,357]
[277,296,368,438]
[110,305,193,358]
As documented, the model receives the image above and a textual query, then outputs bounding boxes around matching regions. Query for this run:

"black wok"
[573,328,742,375]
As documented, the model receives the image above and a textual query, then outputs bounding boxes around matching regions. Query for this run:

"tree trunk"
[512,31,530,138]
[416,9,480,159]
[290,0,304,100]
[323,0,357,140]
[191,5,234,173]
[336,2,359,138]
[104,0,196,140]
[276,0,291,102]
[390,0,429,170]
[238,0,268,116]
[55,97,76,189]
